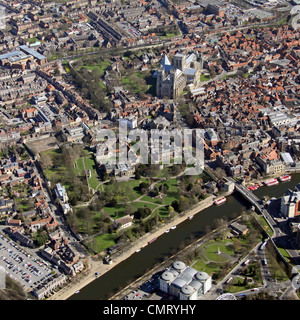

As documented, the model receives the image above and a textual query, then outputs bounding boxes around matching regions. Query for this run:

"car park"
[0,233,54,290]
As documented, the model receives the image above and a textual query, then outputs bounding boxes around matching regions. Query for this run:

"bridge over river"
[226,177,280,239]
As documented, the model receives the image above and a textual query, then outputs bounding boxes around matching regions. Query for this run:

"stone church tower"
[156,51,202,99]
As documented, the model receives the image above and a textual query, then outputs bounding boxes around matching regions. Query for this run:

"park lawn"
[41,149,89,192]
[103,205,126,219]
[104,178,148,201]
[157,206,170,218]
[265,247,290,281]
[226,277,249,293]
[131,201,159,212]
[84,156,100,190]
[121,72,148,95]
[158,32,180,39]
[64,64,71,73]
[140,178,179,206]
[204,241,234,263]
[15,199,35,212]
[27,37,39,44]
[140,194,163,204]
[277,247,291,261]
[92,233,116,253]
[44,165,68,182]
[205,246,233,263]
[73,158,84,176]
[200,74,210,81]
[192,259,219,275]
[103,201,160,220]
[84,60,111,75]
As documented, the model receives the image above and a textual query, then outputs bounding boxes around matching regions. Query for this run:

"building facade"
[156,51,202,99]
[158,260,212,300]
[280,184,300,218]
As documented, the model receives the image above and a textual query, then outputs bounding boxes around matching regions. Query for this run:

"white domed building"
[195,271,212,294]
[159,271,175,293]
[158,260,212,300]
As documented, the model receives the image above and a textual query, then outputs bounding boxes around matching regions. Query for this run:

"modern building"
[158,261,212,300]
[65,126,84,142]
[280,184,300,219]
[54,183,69,203]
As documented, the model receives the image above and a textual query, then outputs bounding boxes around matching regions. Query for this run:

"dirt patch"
[25,135,59,157]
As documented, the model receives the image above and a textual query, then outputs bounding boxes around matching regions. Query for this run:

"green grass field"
[204,243,234,262]
[83,60,111,75]
[91,233,116,253]
[84,156,100,190]
[200,74,210,81]
[140,178,178,206]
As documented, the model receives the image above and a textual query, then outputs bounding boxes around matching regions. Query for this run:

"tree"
[159,183,169,194]
[168,205,175,215]
[134,207,151,220]
[107,198,117,207]
[178,196,190,212]
[171,200,180,212]
[134,171,141,179]
[150,186,159,197]
[139,181,149,194]
[123,204,136,216]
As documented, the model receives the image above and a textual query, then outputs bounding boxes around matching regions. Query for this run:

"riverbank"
[48,193,222,300]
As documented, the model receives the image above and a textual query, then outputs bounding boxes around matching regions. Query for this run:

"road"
[33,160,88,258]
[202,240,297,300]
[221,178,300,299]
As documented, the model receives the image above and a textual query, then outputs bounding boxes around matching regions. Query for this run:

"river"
[69,174,300,300]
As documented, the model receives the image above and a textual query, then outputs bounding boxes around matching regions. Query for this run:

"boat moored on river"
[148,237,157,244]
[214,197,227,206]
[264,178,279,186]
[279,174,291,182]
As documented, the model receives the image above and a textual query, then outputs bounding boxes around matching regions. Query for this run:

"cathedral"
[155,51,203,99]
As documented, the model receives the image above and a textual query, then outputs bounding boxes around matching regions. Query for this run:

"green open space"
[84,156,100,190]
[158,32,180,39]
[257,216,274,237]
[200,74,210,81]
[83,60,111,75]
[204,242,234,262]
[121,71,148,95]
[42,148,100,192]
[90,233,116,254]
[140,178,178,206]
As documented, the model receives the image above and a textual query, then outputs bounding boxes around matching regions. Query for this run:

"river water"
[69,174,300,300]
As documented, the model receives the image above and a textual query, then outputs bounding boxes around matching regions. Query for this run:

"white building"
[54,183,69,203]
[119,115,137,129]
[281,152,294,166]
[268,111,291,127]
[159,261,212,300]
